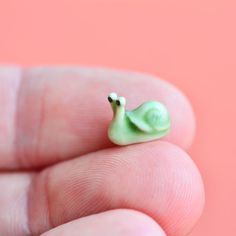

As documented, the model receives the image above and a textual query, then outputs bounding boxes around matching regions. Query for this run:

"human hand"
[0,66,204,236]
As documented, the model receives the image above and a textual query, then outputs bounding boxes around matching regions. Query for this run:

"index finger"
[0,66,195,169]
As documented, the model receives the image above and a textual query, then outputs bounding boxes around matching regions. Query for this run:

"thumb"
[40,209,166,236]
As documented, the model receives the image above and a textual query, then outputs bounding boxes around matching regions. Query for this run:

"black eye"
[108,96,113,103]
[116,100,121,106]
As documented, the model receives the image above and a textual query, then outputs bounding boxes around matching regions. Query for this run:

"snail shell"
[126,101,170,133]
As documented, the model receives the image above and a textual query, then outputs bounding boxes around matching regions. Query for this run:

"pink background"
[0,0,235,235]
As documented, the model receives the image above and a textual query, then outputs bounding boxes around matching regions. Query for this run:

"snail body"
[107,92,170,145]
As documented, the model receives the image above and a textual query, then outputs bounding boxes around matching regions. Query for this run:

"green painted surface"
[107,92,171,145]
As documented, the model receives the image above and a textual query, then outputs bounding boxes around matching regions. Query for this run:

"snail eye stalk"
[116,100,121,106]
[108,96,113,103]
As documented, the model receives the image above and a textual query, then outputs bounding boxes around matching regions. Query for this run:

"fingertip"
[147,141,205,235]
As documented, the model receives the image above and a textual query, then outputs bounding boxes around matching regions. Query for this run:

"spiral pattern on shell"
[145,108,161,126]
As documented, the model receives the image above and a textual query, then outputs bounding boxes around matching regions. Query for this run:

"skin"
[108,93,170,145]
[0,66,204,236]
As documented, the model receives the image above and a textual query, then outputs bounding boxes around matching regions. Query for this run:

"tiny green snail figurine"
[107,92,171,145]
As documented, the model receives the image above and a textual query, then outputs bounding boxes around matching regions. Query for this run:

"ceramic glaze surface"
[107,92,170,145]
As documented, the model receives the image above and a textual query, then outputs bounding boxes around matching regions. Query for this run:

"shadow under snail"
[107,92,171,145]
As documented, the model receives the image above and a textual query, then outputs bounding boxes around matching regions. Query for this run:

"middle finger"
[27,141,204,236]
